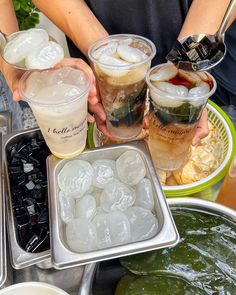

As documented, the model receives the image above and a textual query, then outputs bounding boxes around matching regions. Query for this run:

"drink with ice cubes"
[19,66,91,158]
[146,63,216,171]
[88,34,156,139]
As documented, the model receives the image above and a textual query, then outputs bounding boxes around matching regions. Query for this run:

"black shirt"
[211,21,236,96]
[67,0,192,65]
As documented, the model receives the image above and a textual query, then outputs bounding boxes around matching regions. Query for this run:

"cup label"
[151,118,196,142]
[47,118,86,139]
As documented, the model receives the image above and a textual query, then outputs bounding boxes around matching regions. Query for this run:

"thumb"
[12,88,21,102]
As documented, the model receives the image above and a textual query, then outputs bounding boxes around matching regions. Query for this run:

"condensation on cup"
[88,34,156,139]
[19,66,91,158]
[146,63,217,171]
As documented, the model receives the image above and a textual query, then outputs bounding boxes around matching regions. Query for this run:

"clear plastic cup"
[88,34,156,139]
[19,66,91,158]
[146,63,217,171]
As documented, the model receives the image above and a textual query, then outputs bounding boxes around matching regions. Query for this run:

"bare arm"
[32,0,108,56]
[178,0,236,39]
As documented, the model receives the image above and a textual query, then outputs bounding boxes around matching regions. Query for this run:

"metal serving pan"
[3,128,51,269]
[47,140,179,269]
[0,132,7,287]
[78,197,236,295]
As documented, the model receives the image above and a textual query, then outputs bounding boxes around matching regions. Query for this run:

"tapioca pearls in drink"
[89,35,156,139]
[146,63,216,171]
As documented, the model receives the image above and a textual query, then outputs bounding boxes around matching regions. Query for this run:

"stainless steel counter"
[9,263,84,295]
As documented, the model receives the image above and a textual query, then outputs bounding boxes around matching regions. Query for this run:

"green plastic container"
[87,101,236,199]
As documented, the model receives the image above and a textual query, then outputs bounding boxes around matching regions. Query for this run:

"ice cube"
[47,67,89,90]
[24,71,50,98]
[92,159,117,188]
[25,41,64,69]
[119,38,133,46]
[116,151,146,186]
[100,180,135,212]
[59,190,75,223]
[66,218,97,252]
[91,187,102,205]
[98,54,130,77]
[135,178,154,211]
[58,160,93,197]
[30,83,84,108]
[117,44,145,63]
[96,206,106,215]
[109,211,130,245]
[188,82,210,97]
[75,194,96,220]
[124,206,158,242]
[150,64,178,82]
[92,213,112,249]
[3,28,49,64]
[154,81,188,97]
[92,42,118,59]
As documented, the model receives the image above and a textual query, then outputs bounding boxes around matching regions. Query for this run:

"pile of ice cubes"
[58,150,158,252]
[3,28,64,69]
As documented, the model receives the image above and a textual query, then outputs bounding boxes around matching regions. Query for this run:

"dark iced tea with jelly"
[89,35,156,139]
[146,63,216,171]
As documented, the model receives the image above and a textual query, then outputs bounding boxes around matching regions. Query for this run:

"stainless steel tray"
[78,197,236,295]
[0,132,7,287]
[3,128,51,269]
[47,140,179,269]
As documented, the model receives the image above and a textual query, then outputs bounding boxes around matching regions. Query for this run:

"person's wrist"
[2,62,15,91]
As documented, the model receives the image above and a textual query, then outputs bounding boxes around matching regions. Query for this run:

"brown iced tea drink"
[89,35,156,139]
[146,63,216,171]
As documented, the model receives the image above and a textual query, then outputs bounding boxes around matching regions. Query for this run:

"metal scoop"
[0,29,57,71]
[166,0,236,71]
[0,30,31,70]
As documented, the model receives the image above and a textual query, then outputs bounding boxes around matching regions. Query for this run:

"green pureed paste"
[117,209,236,295]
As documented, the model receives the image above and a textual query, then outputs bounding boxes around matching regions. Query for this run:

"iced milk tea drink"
[19,67,91,158]
[146,63,216,171]
[89,34,156,139]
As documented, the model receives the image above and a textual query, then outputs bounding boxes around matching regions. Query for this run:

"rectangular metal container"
[3,128,51,269]
[47,140,179,269]
[0,132,7,287]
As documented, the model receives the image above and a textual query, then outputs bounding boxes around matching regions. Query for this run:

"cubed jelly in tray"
[3,128,51,269]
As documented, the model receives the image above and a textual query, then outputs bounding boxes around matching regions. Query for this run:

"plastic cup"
[88,34,156,139]
[0,282,69,295]
[146,64,217,171]
[19,66,91,158]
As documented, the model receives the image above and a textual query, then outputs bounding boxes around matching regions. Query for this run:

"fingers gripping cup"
[146,63,216,171]
[88,34,156,139]
[19,66,91,158]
